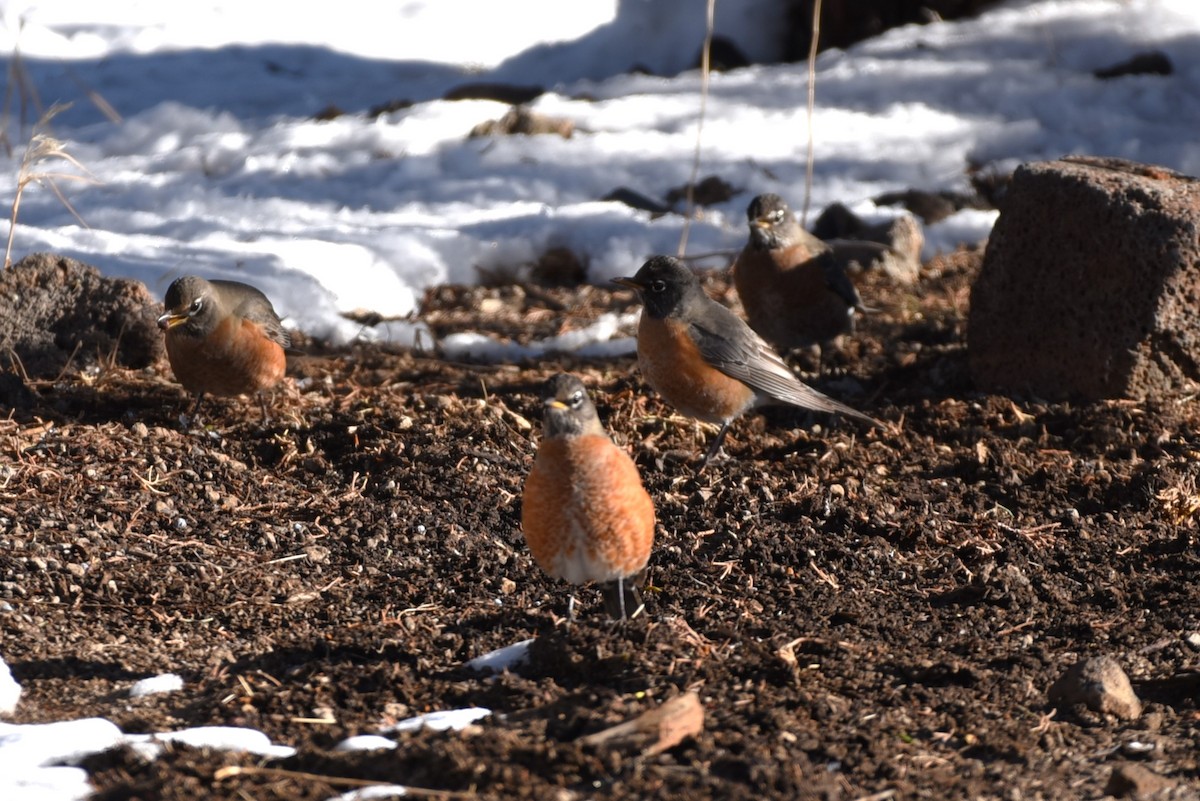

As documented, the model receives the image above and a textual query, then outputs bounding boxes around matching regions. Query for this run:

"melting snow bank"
[440,312,639,363]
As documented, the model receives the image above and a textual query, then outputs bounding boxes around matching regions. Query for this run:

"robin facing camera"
[157,275,289,420]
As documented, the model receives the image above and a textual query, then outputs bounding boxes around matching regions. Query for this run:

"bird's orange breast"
[165,316,286,397]
[735,246,852,349]
[637,315,755,424]
[522,434,654,585]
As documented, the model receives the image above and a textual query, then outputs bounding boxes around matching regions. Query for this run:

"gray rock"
[0,252,163,382]
[969,157,1200,400]
[1048,655,1142,721]
[811,201,924,283]
[1105,762,1178,799]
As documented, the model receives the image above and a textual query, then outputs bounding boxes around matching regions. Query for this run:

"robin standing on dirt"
[157,276,289,419]
[522,373,655,621]
[732,193,871,369]
[615,255,882,469]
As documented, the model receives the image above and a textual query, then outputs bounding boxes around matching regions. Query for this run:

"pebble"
[1105,762,1175,798]
[1048,655,1141,720]
[1184,632,1200,651]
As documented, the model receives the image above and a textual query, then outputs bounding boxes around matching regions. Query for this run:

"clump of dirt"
[0,252,163,383]
[2,247,1199,800]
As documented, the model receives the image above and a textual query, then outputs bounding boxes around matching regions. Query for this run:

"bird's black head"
[612,255,701,320]
[158,275,219,336]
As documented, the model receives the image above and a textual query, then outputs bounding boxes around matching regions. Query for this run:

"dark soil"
[2,247,1199,800]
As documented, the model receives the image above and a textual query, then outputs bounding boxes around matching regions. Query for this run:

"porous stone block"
[0,252,162,380]
[969,157,1200,400]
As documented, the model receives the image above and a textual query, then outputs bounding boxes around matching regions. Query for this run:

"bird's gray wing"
[214,280,292,348]
[817,249,873,313]
[686,302,881,427]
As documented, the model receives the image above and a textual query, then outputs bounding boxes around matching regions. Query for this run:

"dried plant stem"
[801,0,823,226]
[5,104,98,269]
[677,0,717,257]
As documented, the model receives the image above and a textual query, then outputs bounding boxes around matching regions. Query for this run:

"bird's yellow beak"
[752,218,771,229]
[612,276,642,289]
[157,311,187,331]
[546,399,569,410]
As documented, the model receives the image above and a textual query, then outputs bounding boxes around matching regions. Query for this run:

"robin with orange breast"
[733,193,872,370]
[615,255,882,469]
[522,373,655,621]
[157,276,289,420]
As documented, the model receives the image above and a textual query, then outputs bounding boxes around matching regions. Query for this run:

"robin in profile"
[157,276,289,419]
[615,255,882,469]
[732,193,872,370]
[522,373,655,621]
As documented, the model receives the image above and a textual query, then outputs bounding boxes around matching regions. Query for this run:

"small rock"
[131,422,149,438]
[1105,762,1175,798]
[1184,632,1200,651]
[1094,51,1173,80]
[1049,655,1142,720]
[468,106,573,139]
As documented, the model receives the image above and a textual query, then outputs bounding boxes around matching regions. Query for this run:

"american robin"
[157,276,289,419]
[615,255,882,468]
[732,193,872,369]
[522,373,655,621]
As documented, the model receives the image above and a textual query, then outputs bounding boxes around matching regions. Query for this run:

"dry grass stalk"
[677,0,717,256]
[801,0,824,226]
[4,103,99,269]
[0,21,46,157]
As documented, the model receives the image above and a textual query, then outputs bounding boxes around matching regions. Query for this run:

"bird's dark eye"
[569,390,584,407]
[649,280,667,293]
[188,298,204,315]
[769,210,785,223]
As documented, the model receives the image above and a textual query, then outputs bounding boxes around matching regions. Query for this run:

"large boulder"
[969,157,1200,400]
[0,253,162,381]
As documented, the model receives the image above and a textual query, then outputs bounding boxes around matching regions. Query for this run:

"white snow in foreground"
[124,726,297,760]
[466,638,536,674]
[334,734,400,753]
[326,786,412,801]
[0,657,20,715]
[0,717,297,799]
[0,765,92,801]
[334,707,493,753]
[128,673,184,698]
[381,707,492,735]
[0,0,1194,349]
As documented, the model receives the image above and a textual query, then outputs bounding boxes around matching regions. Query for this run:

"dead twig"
[213,765,475,797]
[677,0,716,255]
[579,692,705,756]
[801,0,823,226]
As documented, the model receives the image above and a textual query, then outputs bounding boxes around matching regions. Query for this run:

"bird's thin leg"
[567,593,577,626]
[617,576,627,621]
[258,392,272,425]
[699,421,732,472]
[183,392,207,427]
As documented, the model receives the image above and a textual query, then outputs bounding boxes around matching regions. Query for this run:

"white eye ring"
[650,280,667,293]
[189,298,204,314]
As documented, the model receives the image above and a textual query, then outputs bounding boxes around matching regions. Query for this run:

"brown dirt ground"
[2,248,1199,800]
